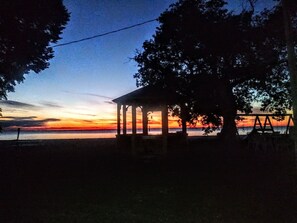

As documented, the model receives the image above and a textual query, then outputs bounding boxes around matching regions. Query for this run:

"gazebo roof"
[112,85,180,106]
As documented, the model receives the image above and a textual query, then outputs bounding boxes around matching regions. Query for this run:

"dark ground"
[0,137,296,223]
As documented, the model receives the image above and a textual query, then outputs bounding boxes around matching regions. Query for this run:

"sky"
[0,0,278,131]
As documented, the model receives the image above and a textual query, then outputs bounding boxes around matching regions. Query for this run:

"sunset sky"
[0,0,277,131]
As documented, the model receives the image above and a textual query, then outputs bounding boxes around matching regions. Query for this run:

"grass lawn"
[1,138,296,222]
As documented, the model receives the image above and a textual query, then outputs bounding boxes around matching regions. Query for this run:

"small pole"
[17,128,20,141]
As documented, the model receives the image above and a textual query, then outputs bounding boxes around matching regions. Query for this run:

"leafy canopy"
[0,0,70,99]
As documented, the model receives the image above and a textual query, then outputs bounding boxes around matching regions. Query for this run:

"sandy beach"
[1,137,296,222]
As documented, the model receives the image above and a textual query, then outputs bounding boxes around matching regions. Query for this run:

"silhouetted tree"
[0,0,69,99]
[134,0,294,140]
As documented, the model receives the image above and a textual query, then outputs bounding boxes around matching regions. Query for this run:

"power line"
[53,18,157,48]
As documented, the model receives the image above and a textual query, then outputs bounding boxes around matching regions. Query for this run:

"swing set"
[238,114,294,135]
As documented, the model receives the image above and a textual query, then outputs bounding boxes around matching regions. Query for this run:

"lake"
[0,127,289,141]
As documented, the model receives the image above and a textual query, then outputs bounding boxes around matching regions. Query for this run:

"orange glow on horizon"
[13,116,292,131]
[2,104,293,132]
[44,118,117,131]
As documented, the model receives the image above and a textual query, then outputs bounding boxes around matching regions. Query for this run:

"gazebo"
[112,85,187,154]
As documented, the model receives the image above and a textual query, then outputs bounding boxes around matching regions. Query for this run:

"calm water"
[0,127,289,141]
[0,130,117,141]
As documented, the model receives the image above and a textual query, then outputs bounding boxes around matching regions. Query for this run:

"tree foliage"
[134,0,294,138]
[0,0,70,100]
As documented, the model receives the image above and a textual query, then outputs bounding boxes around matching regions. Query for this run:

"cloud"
[65,111,97,117]
[2,116,38,120]
[84,93,113,100]
[63,90,113,100]
[104,101,114,105]
[0,100,39,109]
[0,117,61,128]
[81,120,95,123]
[40,101,63,108]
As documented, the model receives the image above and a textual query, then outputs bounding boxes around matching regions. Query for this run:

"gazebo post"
[123,104,127,135]
[131,105,137,155]
[162,105,168,135]
[181,105,187,134]
[182,119,187,134]
[117,103,121,135]
[132,105,137,134]
[142,107,148,135]
[162,105,168,154]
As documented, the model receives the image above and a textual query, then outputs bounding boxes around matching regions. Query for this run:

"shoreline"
[0,135,219,142]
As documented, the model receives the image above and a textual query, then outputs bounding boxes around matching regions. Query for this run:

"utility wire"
[53,18,157,48]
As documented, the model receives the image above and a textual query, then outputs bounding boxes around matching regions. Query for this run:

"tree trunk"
[221,110,238,141]
[219,81,238,142]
